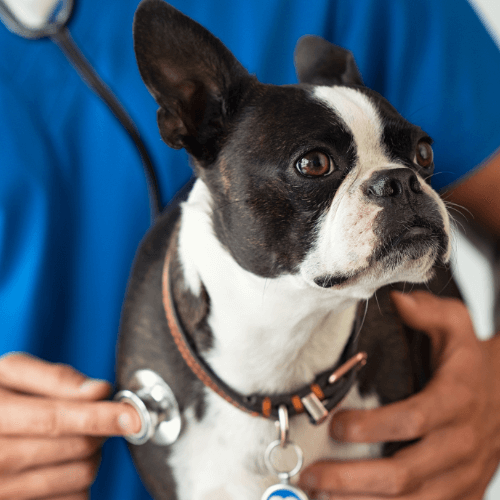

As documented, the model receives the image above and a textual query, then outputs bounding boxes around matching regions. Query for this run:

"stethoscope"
[0,0,181,445]
[0,0,163,223]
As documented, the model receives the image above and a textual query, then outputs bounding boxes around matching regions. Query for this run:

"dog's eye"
[296,151,333,177]
[415,141,433,168]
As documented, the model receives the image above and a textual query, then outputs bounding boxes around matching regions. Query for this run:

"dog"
[116,1,458,498]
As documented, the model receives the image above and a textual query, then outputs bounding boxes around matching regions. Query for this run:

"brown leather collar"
[162,247,367,424]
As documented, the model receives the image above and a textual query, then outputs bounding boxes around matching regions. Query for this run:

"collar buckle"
[300,351,368,425]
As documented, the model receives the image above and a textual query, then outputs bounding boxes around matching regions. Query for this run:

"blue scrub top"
[1,0,499,498]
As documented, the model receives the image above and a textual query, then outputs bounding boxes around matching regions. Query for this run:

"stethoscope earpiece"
[0,0,163,223]
[0,0,73,39]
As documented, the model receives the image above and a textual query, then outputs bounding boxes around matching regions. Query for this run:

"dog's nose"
[365,168,422,199]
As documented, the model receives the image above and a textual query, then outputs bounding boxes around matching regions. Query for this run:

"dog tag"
[261,482,310,500]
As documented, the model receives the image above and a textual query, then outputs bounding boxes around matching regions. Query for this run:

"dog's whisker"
[444,202,474,221]
[447,213,467,234]
[374,290,382,315]
[262,278,272,303]
[431,170,456,179]
[436,268,456,295]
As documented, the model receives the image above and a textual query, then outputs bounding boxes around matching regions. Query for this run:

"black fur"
[294,35,364,86]
[204,84,358,276]
[133,0,254,164]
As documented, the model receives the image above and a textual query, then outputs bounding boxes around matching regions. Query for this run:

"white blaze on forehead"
[313,86,388,172]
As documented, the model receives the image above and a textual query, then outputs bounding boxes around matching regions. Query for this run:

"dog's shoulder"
[116,181,208,500]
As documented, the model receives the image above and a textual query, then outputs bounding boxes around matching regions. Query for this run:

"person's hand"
[298,291,500,500]
[0,353,141,500]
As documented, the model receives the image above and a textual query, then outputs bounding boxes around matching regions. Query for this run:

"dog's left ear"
[134,0,254,164]
[294,35,364,86]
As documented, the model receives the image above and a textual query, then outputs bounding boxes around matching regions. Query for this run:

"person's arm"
[0,353,141,500]
[447,151,500,238]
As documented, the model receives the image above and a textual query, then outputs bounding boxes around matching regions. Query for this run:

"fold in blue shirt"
[1,1,499,498]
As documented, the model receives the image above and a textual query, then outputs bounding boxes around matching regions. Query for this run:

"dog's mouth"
[313,217,448,290]
[314,274,351,288]
[373,217,445,262]
[391,225,432,244]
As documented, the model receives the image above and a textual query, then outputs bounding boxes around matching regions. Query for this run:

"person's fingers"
[0,436,104,474]
[330,376,474,444]
[329,292,480,444]
[387,423,481,485]
[330,353,475,444]
[306,485,482,500]
[299,458,405,496]
[46,494,89,500]
[300,451,485,499]
[0,353,111,401]
[390,291,475,352]
[301,292,495,500]
[45,494,89,500]
[0,454,100,500]
[0,388,141,437]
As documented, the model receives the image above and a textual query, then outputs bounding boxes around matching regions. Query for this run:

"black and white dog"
[117,1,456,499]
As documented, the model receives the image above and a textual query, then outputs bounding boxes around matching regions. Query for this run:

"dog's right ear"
[294,35,364,87]
[134,0,253,164]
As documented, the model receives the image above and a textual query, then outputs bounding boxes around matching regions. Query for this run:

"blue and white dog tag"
[261,482,310,500]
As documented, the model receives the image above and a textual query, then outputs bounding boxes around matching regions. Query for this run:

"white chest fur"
[169,180,382,499]
[169,385,381,500]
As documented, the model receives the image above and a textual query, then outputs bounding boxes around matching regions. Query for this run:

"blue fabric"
[0,0,499,499]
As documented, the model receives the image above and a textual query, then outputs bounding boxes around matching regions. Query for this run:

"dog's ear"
[294,35,364,87]
[134,0,253,163]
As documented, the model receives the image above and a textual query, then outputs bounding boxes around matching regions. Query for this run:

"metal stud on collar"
[114,369,181,446]
[301,351,368,424]
[328,351,367,384]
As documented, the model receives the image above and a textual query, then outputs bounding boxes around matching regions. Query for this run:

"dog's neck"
[176,179,360,396]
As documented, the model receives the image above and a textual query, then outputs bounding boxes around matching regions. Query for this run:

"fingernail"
[79,378,108,392]
[118,412,134,433]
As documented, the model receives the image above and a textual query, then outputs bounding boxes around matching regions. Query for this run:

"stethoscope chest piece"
[115,369,181,446]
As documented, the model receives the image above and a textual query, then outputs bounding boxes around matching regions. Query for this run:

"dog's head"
[134,0,451,299]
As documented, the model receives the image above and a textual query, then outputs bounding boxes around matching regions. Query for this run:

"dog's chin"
[312,227,449,291]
